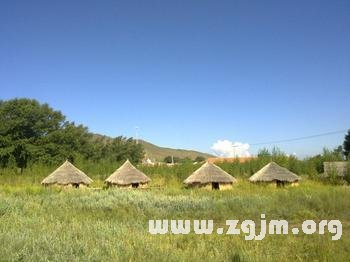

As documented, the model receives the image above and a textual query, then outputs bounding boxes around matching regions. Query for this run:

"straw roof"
[41,160,93,185]
[105,160,151,185]
[249,162,300,182]
[184,162,236,185]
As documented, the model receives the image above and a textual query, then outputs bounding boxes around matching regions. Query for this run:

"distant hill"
[139,140,214,161]
[90,134,213,161]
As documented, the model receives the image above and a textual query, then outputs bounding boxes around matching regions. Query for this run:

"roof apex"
[105,160,151,185]
[184,162,236,185]
[249,162,300,182]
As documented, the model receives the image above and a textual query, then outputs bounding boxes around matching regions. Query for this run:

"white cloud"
[286,152,297,157]
[211,140,250,157]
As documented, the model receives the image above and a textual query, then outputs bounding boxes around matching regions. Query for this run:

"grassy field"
[0,166,350,261]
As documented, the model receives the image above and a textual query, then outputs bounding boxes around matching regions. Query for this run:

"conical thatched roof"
[105,160,151,185]
[41,160,93,185]
[184,162,236,185]
[249,162,300,182]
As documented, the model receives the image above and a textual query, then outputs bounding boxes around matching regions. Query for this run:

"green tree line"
[0,98,144,171]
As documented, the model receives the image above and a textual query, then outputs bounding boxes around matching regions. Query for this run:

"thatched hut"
[41,160,93,188]
[184,162,237,190]
[105,160,151,188]
[249,162,300,187]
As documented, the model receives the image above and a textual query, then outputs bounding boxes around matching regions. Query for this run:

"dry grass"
[0,171,349,261]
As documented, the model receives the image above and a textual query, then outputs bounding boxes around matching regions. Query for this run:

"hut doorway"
[72,183,79,188]
[212,182,220,190]
[132,183,139,188]
[276,180,285,188]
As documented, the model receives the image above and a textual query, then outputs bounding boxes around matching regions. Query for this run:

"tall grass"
[1,158,348,188]
[1,160,350,261]
[0,174,350,261]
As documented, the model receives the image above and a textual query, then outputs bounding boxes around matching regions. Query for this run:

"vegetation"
[344,129,350,159]
[163,155,197,164]
[0,99,144,170]
[0,98,349,260]
[194,156,206,162]
[140,139,213,161]
[0,175,349,261]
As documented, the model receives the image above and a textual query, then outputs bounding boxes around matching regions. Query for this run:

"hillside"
[90,134,213,161]
[139,140,214,161]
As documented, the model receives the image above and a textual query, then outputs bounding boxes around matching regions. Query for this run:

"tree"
[343,130,350,159]
[0,98,66,170]
[271,147,285,157]
[0,98,146,169]
[334,145,344,160]
[180,157,192,164]
[164,156,173,163]
[194,156,205,162]
[38,123,92,164]
[257,148,271,158]
[105,136,144,164]
[322,147,344,162]
[163,155,181,164]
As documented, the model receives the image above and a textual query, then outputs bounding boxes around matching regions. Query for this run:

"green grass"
[0,169,350,261]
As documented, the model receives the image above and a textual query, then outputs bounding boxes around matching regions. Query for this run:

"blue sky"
[1,0,349,157]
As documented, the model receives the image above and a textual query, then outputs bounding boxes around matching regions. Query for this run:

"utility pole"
[135,126,139,144]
